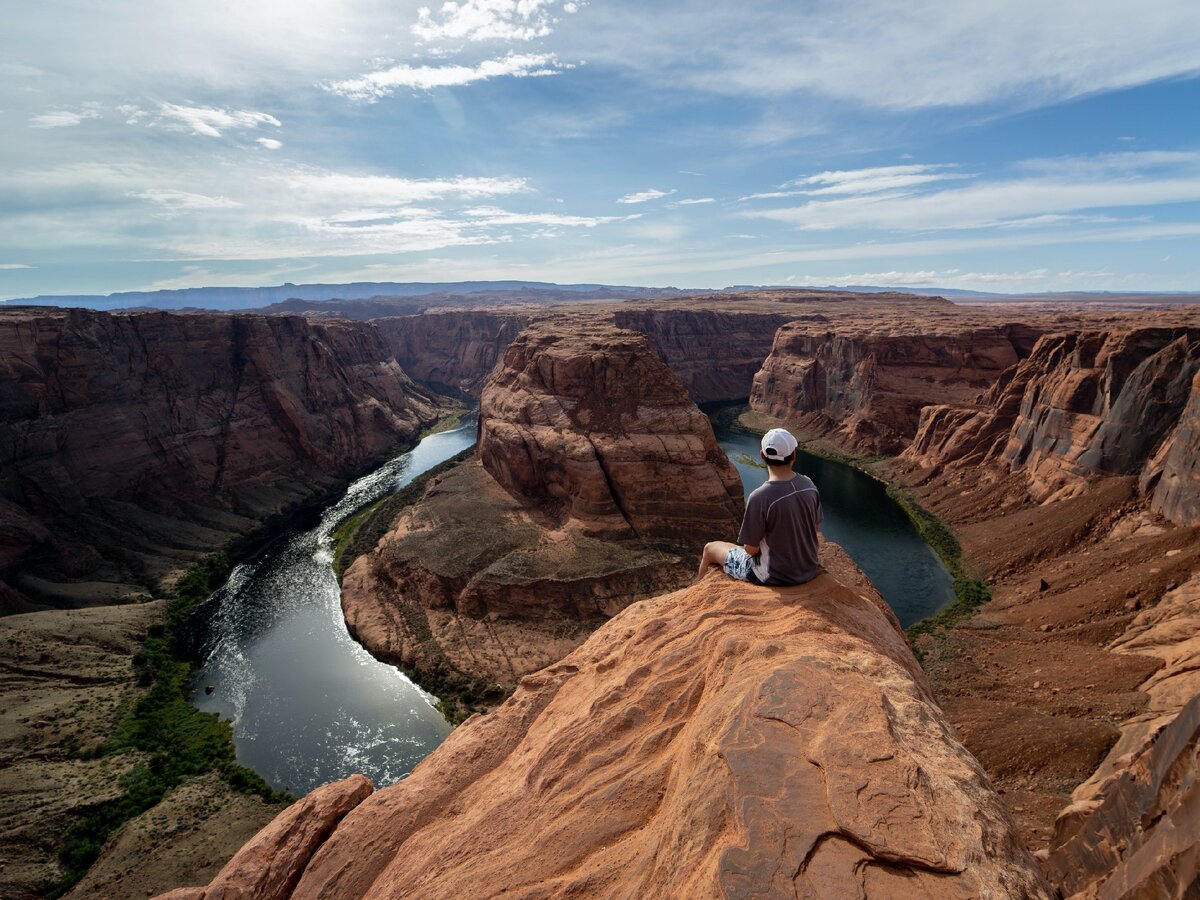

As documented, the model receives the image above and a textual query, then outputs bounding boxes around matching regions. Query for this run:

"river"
[191,415,476,795]
[713,425,956,627]
[192,413,954,795]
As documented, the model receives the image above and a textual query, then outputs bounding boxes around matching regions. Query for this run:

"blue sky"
[3,0,1200,299]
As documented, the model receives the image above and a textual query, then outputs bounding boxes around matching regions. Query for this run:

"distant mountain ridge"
[6,279,1199,312]
[3,281,709,312]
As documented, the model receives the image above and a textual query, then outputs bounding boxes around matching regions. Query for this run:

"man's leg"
[697,541,738,579]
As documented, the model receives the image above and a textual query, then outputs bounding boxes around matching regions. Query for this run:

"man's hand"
[743,544,759,556]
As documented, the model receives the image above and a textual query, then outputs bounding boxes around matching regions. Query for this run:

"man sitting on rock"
[698,428,822,586]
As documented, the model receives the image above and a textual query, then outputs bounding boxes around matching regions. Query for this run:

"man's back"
[737,474,822,586]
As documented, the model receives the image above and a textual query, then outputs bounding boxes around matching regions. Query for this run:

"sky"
[3,0,1200,299]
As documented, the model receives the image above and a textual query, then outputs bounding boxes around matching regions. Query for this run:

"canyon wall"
[750,321,1039,454]
[1045,573,1200,898]
[379,305,800,403]
[167,553,1051,900]
[0,307,438,610]
[611,308,798,402]
[372,310,534,393]
[905,327,1200,525]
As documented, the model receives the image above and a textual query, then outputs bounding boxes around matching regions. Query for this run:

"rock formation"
[1045,573,1200,898]
[0,307,438,611]
[1145,368,1200,527]
[341,321,744,695]
[478,321,744,545]
[372,310,534,393]
[164,549,1052,899]
[751,320,1038,454]
[904,327,1200,525]
[610,308,797,402]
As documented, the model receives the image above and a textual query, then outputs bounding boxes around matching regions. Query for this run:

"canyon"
[0,307,440,613]
[339,321,744,710]
[2,289,1199,898]
[162,547,1051,900]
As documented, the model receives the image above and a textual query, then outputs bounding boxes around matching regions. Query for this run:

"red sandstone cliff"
[0,307,438,611]
[905,327,1200,525]
[750,320,1038,454]
[377,306,797,404]
[478,321,744,545]
[164,551,1052,899]
[372,310,534,393]
[610,308,798,402]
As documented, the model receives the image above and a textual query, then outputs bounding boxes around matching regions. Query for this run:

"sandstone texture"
[610,308,797,402]
[170,549,1051,899]
[1045,573,1200,898]
[341,460,681,691]
[905,327,1200,525]
[0,307,438,610]
[1147,368,1200,527]
[751,319,1036,454]
[372,309,534,393]
[478,321,744,546]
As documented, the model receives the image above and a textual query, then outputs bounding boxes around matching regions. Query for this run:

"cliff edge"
[164,546,1050,899]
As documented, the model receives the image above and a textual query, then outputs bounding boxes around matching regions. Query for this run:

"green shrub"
[48,554,291,898]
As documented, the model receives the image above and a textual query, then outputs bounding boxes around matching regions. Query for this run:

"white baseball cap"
[761,428,798,461]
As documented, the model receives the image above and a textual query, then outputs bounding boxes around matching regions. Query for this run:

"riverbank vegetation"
[48,553,291,898]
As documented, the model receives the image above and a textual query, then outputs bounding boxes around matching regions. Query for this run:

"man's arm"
[737,493,766,558]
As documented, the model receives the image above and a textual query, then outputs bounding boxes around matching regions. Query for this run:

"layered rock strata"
[166,550,1052,899]
[610,308,798,402]
[372,310,534,393]
[751,321,1039,454]
[1045,573,1200,898]
[341,321,744,693]
[905,327,1200,525]
[0,307,438,611]
[478,321,744,545]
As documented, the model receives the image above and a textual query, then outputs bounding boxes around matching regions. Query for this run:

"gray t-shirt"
[737,474,822,586]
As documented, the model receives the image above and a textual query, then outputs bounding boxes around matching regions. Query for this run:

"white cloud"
[155,103,281,137]
[783,164,968,196]
[674,197,715,205]
[0,263,33,269]
[748,152,1200,231]
[461,206,631,227]
[413,0,569,43]
[131,189,242,211]
[29,107,100,128]
[256,137,283,150]
[573,0,1200,111]
[322,52,570,100]
[617,188,674,204]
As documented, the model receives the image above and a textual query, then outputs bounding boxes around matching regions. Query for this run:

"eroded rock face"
[903,327,1200,525]
[174,551,1051,899]
[379,307,798,404]
[373,310,534,393]
[0,307,437,609]
[340,460,682,689]
[479,321,744,546]
[611,309,798,402]
[1045,573,1200,898]
[1146,369,1200,527]
[751,322,1033,454]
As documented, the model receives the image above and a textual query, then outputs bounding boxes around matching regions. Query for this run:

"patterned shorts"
[723,546,758,582]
